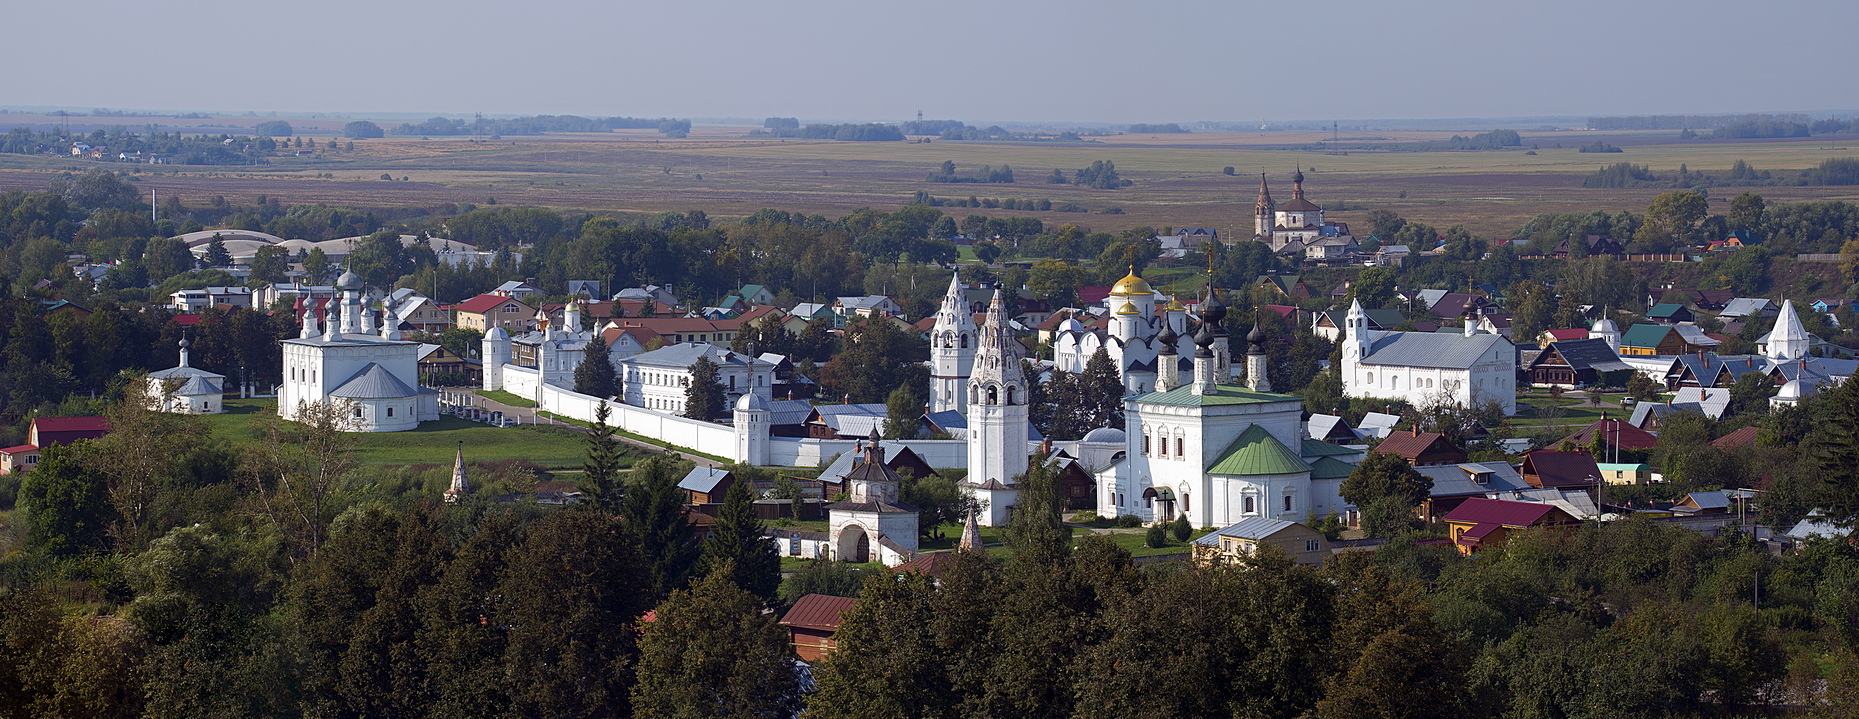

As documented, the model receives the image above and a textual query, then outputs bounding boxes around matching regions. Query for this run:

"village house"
[1413,461,1532,522]
[781,594,858,662]
[1190,518,1330,566]
[1525,338,1633,388]
[677,467,737,504]
[1518,451,1603,491]
[0,417,112,475]
[1445,497,1581,555]
[1371,429,1467,466]
[453,294,536,334]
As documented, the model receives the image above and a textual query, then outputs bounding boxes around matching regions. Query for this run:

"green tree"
[500,510,654,719]
[1347,267,1398,308]
[253,120,293,137]
[580,401,626,513]
[1636,190,1709,251]
[1002,452,1070,564]
[623,455,698,600]
[248,245,290,284]
[16,442,113,556]
[1078,346,1126,430]
[1625,372,1661,401]
[1169,513,1191,541]
[631,567,802,718]
[699,479,780,603]
[1340,451,1433,508]
[884,383,924,440]
[574,335,618,398]
[778,559,867,604]
[683,356,726,420]
[1728,192,1765,235]
[342,121,384,139]
[1727,371,1778,418]
[808,571,949,718]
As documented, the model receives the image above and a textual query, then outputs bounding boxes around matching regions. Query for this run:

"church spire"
[444,442,470,503]
[959,508,982,552]
[1292,168,1306,199]
[1255,172,1275,212]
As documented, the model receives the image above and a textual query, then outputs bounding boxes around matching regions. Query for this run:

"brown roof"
[895,551,964,578]
[1519,451,1602,489]
[1373,430,1456,460]
[1711,426,1761,450]
[781,594,858,631]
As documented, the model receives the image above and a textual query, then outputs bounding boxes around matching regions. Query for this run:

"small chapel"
[145,337,226,415]
[826,430,920,565]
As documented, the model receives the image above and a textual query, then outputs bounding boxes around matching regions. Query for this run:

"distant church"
[1050,268,1207,395]
[279,270,437,431]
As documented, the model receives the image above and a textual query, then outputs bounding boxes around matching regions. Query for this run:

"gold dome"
[1164,298,1187,311]
[1110,267,1155,296]
[1115,301,1141,315]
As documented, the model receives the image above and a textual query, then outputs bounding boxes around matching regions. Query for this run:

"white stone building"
[1096,294,1364,528]
[279,271,437,432]
[145,338,225,414]
[929,274,978,415]
[613,343,776,414]
[827,432,920,566]
[1340,300,1518,416]
[1050,268,1201,395]
[966,287,1030,527]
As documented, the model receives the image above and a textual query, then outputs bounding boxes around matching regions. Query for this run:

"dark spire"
[1157,321,1179,355]
[1247,323,1266,355]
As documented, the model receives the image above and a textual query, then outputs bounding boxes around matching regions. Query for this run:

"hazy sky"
[7,0,1854,123]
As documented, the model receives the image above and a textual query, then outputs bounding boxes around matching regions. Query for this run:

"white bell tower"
[930,272,977,415]
[966,287,1028,527]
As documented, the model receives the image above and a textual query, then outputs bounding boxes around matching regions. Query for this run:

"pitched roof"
[1190,517,1300,546]
[616,342,767,370]
[678,467,733,494]
[31,416,110,436]
[1711,426,1762,449]
[1542,328,1590,342]
[1520,451,1603,489]
[455,293,525,315]
[1718,298,1776,318]
[1301,437,1362,458]
[1308,456,1357,480]
[1443,497,1569,527]
[1648,303,1688,318]
[1415,462,1531,498]
[1619,324,1676,349]
[1373,431,1459,460]
[329,363,419,399]
[1556,418,1659,450]
[1532,338,1631,373]
[1360,331,1509,370]
[1206,425,1311,476]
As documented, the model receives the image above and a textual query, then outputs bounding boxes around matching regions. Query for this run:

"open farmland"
[1,122,1855,237]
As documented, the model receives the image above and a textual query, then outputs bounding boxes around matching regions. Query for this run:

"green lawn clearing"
[203,398,603,470]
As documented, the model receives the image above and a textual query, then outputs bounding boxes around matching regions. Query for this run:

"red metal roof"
[780,594,858,631]
[1443,497,1565,528]
[172,314,202,327]
[454,293,524,315]
[0,445,36,455]
[32,416,110,434]
[1543,328,1589,341]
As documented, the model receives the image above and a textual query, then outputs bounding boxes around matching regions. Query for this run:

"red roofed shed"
[781,594,858,661]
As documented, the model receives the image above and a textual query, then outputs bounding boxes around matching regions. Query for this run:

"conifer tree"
[683,356,726,420]
[573,336,618,399]
[622,455,698,600]
[1080,346,1125,429]
[579,401,625,513]
[699,479,780,603]
[202,234,233,268]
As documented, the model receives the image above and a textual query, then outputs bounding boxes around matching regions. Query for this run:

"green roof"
[1620,324,1675,349]
[1309,456,1357,480]
[1207,425,1311,476]
[1301,437,1361,458]
[1648,303,1686,317]
[1137,383,1301,408]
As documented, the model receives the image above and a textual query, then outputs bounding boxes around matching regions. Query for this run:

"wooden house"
[1190,518,1330,566]
[677,467,736,504]
[781,594,858,662]
[1526,338,1632,388]
[1519,451,1602,490]
[1445,497,1580,555]
[1371,429,1467,467]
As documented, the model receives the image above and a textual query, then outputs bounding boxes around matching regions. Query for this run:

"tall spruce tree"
[1808,374,1859,523]
[1002,451,1070,564]
[580,401,626,513]
[573,336,618,399]
[699,479,780,603]
[623,455,699,600]
[683,356,726,420]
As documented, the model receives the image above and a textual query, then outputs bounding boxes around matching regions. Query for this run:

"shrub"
[1115,514,1143,528]
[1170,514,1191,542]
[1144,524,1169,548]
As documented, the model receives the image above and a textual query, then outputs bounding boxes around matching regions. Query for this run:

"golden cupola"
[1110,267,1155,296]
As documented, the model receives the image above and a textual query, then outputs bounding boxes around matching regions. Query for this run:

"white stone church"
[279,270,437,431]
[1339,299,1518,415]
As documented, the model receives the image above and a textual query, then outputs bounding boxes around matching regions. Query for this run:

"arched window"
[1365,372,1374,384]
[1174,436,1184,457]
[1005,386,1017,405]
[1142,432,1151,456]
[1283,494,1293,512]
[1243,496,1255,514]
[960,334,969,348]
[986,386,999,405]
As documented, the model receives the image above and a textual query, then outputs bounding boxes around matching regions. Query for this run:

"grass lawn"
[1107,528,1212,557]
[478,389,537,408]
[202,399,604,470]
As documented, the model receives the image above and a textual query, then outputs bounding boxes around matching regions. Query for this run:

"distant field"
[1,126,1855,237]
[201,399,599,470]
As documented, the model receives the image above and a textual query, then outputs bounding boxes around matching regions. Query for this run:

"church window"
[1283,495,1293,512]
[387,407,394,417]
[1006,387,1017,405]
[986,386,999,405]
[1364,372,1373,384]
[960,334,969,348]
[1182,492,1190,513]
[1174,437,1183,457]
[1243,496,1255,514]
[353,406,363,418]
[1142,433,1151,456]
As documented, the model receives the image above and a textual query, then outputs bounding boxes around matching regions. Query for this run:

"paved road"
[455,390,724,468]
